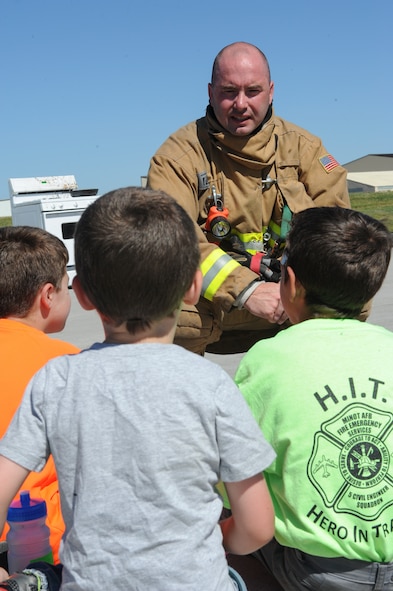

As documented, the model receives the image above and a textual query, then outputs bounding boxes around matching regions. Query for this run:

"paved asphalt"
[52,261,393,377]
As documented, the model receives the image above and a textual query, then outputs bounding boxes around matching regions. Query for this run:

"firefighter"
[147,41,350,355]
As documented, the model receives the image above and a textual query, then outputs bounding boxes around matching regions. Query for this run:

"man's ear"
[72,276,95,310]
[269,80,275,105]
[183,269,203,306]
[207,82,213,103]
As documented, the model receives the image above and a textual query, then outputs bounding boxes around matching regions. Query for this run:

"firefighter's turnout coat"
[147,106,350,353]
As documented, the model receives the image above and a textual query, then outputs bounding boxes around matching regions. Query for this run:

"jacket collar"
[205,104,276,168]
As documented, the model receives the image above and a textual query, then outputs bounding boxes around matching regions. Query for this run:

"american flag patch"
[319,154,340,172]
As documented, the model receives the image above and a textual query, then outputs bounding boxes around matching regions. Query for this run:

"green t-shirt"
[235,318,393,562]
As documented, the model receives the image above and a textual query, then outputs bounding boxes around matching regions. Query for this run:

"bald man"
[148,42,350,355]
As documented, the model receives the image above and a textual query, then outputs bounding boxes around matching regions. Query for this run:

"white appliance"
[9,175,99,283]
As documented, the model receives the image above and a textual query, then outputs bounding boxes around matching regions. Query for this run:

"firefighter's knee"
[174,303,221,355]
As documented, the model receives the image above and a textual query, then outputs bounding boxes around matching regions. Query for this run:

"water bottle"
[6,490,53,572]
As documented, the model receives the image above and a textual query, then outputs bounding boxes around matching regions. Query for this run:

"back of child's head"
[282,207,392,317]
[0,226,69,318]
[74,187,200,332]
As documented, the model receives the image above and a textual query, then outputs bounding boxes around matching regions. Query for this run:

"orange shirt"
[0,319,80,563]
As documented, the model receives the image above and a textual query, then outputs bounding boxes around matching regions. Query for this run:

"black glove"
[229,249,281,282]
[258,255,281,282]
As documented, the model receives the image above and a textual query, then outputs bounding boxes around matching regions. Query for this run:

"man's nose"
[233,92,247,110]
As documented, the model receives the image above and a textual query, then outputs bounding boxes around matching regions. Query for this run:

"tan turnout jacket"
[148,106,350,352]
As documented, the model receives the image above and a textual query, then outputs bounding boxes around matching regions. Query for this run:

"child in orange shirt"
[0,226,79,563]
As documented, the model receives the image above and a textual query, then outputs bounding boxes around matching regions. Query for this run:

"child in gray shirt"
[0,187,275,591]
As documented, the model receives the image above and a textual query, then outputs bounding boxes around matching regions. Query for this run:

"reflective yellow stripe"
[201,249,240,301]
[231,230,264,254]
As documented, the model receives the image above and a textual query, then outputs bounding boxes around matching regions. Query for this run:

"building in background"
[344,154,393,193]
[1,160,392,219]
[0,200,11,217]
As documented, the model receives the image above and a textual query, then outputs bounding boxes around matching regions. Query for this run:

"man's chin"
[228,121,256,136]
[231,126,254,136]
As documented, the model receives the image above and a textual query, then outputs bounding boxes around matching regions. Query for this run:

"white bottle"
[6,490,53,572]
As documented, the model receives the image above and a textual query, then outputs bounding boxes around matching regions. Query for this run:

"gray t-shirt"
[0,343,275,590]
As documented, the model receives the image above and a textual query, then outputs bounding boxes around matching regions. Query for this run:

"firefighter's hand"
[243,282,288,325]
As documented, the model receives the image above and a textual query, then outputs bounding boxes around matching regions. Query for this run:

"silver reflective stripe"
[242,239,265,251]
[202,253,234,293]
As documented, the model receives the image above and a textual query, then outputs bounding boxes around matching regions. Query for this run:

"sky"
[1,0,392,200]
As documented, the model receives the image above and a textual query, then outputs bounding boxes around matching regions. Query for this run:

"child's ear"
[72,276,95,310]
[39,283,56,314]
[183,269,203,306]
[286,266,306,302]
